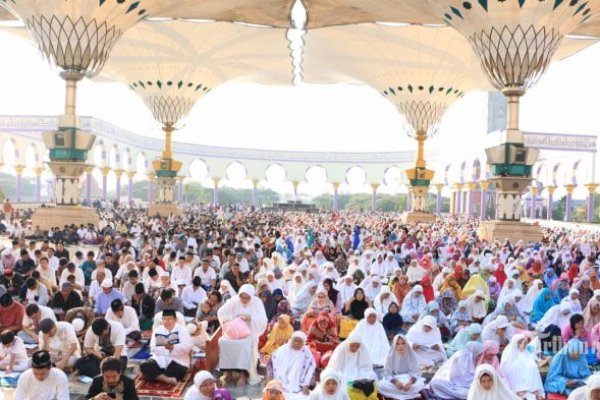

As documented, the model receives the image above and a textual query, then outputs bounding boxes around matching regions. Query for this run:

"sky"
[0,25,599,199]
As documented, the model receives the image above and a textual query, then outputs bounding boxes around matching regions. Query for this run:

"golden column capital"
[479,180,490,191]
[545,185,556,195]
[454,183,464,191]
[146,172,155,181]
[370,183,379,192]
[100,166,111,177]
[85,166,95,175]
[34,167,44,177]
[530,186,539,196]
[251,179,259,188]
[332,182,341,190]
[292,180,299,189]
[113,168,124,178]
[126,171,136,180]
[14,165,25,175]
[177,176,186,183]
[213,177,221,187]
[564,184,576,194]
[465,182,477,191]
[585,183,599,193]
[434,183,445,192]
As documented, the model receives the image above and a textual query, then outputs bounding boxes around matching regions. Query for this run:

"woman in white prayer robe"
[287,273,305,304]
[499,334,545,400]
[352,308,390,366]
[378,335,425,400]
[324,331,377,384]
[217,284,268,386]
[405,315,446,367]
[271,331,316,397]
[337,275,357,305]
[400,285,426,324]
[308,370,349,400]
[568,374,600,400]
[467,364,520,400]
[373,287,399,321]
[429,341,484,400]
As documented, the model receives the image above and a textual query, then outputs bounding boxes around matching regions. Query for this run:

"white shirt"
[38,321,81,358]
[88,281,103,303]
[22,305,56,330]
[83,320,126,353]
[105,306,140,335]
[91,268,113,282]
[0,336,28,364]
[13,368,69,400]
[171,265,192,286]
[181,285,207,310]
[59,268,84,286]
[150,323,193,369]
[193,267,216,286]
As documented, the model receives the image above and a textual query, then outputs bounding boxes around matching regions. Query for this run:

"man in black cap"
[139,309,192,385]
[13,350,69,399]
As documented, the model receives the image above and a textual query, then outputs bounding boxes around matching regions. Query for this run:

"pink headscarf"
[476,340,501,374]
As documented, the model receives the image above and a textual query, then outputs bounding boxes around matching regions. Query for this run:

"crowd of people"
[0,205,600,400]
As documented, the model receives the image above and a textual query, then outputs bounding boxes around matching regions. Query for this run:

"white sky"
[0,28,599,199]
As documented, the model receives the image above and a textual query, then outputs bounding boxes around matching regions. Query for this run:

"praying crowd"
[1,206,600,400]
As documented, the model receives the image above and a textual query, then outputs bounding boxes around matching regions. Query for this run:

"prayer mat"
[134,371,192,398]
[421,388,460,400]
[547,394,567,400]
[0,373,20,388]
[130,344,151,361]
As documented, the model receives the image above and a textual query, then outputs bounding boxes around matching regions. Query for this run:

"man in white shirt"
[171,257,192,286]
[46,248,60,273]
[19,303,57,344]
[77,318,127,378]
[105,299,141,341]
[13,350,69,400]
[193,259,216,292]
[38,319,80,371]
[58,262,85,288]
[88,269,107,306]
[139,309,192,385]
[181,277,207,317]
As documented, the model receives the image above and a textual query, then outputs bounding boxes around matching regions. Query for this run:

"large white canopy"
[99,20,293,126]
[301,0,600,32]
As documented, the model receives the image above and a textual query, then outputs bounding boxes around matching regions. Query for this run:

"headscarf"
[349,288,370,320]
[522,279,543,314]
[382,335,421,380]
[308,312,337,342]
[406,315,443,348]
[436,288,458,316]
[291,282,318,315]
[554,278,571,304]
[531,288,555,324]
[265,314,293,347]
[392,275,411,306]
[352,308,390,365]
[373,286,399,319]
[493,263,507,287]
[544,339,591,395]
[324,331,374,383]
[583,298,600,332]
[310,370,348,400]
[421,275,435,303]
[440,274,464,300]
[466,364,520,400]
[462,274,490,299]
[544,268,558,289]
[476,340,501,373]
[260,289,277,321]
[446,323,482,357]
[382,303,403,334]
[262,380,285,400]
[568,263,580,283]
[499,334,545,395]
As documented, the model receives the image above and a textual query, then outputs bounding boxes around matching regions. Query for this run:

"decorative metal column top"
[439,0,598,91]
[0,0,179,77]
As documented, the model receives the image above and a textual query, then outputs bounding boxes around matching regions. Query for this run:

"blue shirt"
[95,289,124,315]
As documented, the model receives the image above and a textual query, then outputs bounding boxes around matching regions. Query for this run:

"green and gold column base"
[401,185,435,224]
[148,158,183,217]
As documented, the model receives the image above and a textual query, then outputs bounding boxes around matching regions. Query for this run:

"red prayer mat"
[547,394,568,400]
[134,371,192,398]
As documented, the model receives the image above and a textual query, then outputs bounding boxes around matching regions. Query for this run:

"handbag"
[222,317,252,340]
